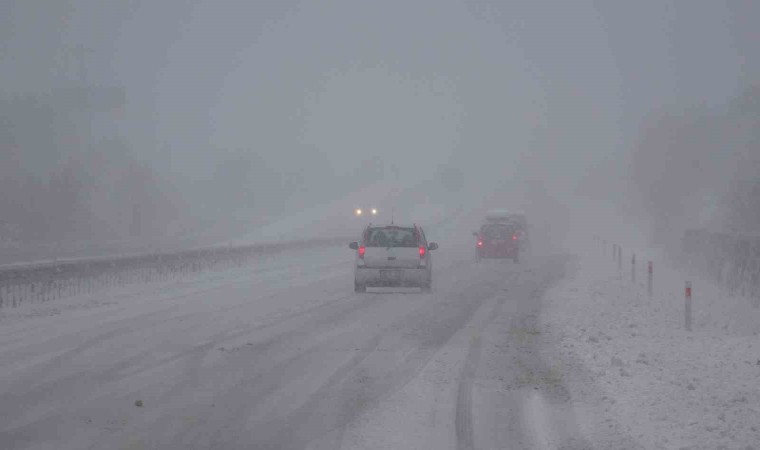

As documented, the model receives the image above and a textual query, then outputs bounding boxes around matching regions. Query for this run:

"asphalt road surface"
[0,238,632,450]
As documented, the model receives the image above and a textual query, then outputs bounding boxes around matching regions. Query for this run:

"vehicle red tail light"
[358,246,366,259]
[477,241,483,247]
[419,246,426,258]
[512,235,517,240]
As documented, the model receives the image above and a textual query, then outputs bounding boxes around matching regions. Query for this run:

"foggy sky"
[1,0,758,211]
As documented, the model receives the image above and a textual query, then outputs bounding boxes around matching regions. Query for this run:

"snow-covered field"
[539,240,760,449]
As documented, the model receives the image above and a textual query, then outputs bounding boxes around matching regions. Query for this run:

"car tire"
[354,282,366,293]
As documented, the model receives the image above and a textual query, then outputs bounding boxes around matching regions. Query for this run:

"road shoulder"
[538,252,760,449]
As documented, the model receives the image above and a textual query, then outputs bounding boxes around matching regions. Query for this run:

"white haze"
[0,0,758,260]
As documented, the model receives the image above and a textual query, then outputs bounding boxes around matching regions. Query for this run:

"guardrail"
[0,205,468,311]
[0,237,346,309]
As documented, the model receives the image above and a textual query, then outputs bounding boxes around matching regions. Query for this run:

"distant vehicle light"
[371,208,378,215]
[355,208,363,216]
[477,241,483,247]
[512,235,518,240]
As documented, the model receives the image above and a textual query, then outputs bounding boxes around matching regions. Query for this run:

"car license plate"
[380,269,402,279]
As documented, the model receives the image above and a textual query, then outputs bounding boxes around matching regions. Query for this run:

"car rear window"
[364,227,419,248]
[481,224,515,240]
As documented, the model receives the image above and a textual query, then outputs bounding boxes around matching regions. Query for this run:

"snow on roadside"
[0,246,348,327]
[539,245,760,449]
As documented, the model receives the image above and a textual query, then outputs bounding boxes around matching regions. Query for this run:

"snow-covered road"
[1,235,636,449]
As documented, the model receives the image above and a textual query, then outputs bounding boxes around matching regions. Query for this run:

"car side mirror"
[349,242,359,250]
[427,242,439,251]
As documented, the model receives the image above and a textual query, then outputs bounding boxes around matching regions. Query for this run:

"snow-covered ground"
[0,213,593,450]
[7,203,759,449]
[539,240,760,449]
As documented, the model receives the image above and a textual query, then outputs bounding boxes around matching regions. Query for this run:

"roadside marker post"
[631,253,636,283]
[648,261,653,298]
[685,281,692,332]
[617,246,622,272]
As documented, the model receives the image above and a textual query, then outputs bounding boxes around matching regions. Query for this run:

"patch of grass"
[122,438,146,450]
[508,326,541,343]
[515,361,563,387]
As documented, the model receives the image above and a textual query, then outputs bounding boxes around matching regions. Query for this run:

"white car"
[349,224,438,292]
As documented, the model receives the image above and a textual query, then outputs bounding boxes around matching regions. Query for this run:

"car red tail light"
[512,235,517,240]
[477,241,483,247]
[419,246,426,258]
[358,246,366,259]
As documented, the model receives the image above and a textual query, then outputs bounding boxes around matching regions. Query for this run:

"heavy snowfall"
[1,1,759,449]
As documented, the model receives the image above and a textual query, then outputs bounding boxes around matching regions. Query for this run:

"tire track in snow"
[455,282,509,450]
[455,334,478,450]
[203,264,518,449]
[0,255,355,436]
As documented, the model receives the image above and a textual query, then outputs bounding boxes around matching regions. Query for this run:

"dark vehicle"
[473,222,520,263]
[349,224,438,292]
[507,219,530,252]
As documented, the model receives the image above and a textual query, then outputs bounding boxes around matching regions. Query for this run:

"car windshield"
[365,227,419,248]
